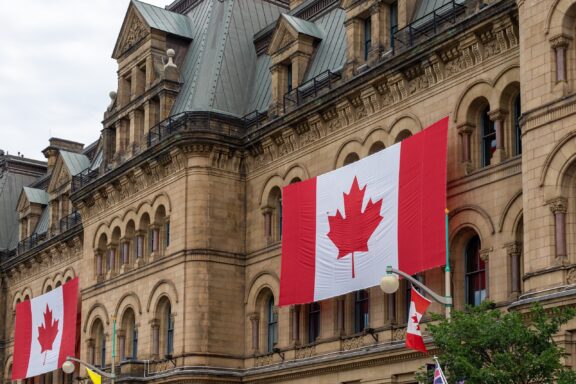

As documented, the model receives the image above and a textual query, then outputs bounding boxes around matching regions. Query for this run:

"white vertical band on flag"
[314,143,401,301]
[27,286,64,377]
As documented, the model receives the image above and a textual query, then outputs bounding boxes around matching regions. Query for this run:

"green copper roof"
[132,0,193,39]
[282,14,323,40]
[22,187,49,205]
[60,151,91,176]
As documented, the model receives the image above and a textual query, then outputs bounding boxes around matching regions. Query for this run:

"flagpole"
[445,208,452,320]
[433,355,449,383]
[111,316,116,384]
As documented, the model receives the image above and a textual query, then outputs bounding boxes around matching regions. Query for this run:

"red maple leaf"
[37,304,59,364]
[327,177,383,278]
[411,314,420,331]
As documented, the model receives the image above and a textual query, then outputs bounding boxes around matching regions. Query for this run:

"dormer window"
[364,18,372,61]
[267,14,323,115]
[287,63,293,93]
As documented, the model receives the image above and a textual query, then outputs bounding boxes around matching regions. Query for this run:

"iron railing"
[283,69,342,113]
[17,232,47,255]
[392,0,467,54]
[59,211,82,233]
[72,168,99,192]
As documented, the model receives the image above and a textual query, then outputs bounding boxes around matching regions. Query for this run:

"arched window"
[394,130,412,143]
[90,319,106,368]
[266,296,278,353]
[139,213,151,258]
[155,297,173,358]
[121,309,137,360]
[465,235,486,306]
[154,205,169,252]
[265,187,283,242]
[513,94,522,156]
[481,106,495,167]
[343,153,360,166]
[308,302,321,343]
[354,290,369,333]
[368,141,385,155]
[95,234,108,278]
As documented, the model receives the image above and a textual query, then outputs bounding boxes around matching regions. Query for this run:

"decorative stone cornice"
[488,108,509,122]
[456,123,474,135]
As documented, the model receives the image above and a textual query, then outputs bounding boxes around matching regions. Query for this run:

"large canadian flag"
[12,277,79,379]
[279,117,448,305]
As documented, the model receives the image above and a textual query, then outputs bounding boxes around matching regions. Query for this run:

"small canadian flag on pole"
[279,117,448,305]
[12,277,79,379]
[406,287,431,353]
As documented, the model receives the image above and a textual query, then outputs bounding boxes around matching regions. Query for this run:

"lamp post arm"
[65,356,115,379]
[386,266,452,306]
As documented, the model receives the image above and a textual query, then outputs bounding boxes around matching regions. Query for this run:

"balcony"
[392,0,468,54]
[16,211,82,256]
[59,211,82,233]
[283,69,342,113]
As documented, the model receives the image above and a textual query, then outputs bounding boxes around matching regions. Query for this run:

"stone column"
[250,313,260,353]
[94,249,103,278]
[262,207,273,243]
[117,330,126,362]
[368,1,386,64]
[336,296,345,336]
[106,245,116,274]
[291,305,300,345]
[550,197,568,265]
[480,248,491,300]
[343,18,362,79]
[86,338,95,365]
[386,292,396,325]
[488,109,508,163]
[457,123,474,174]
[506,242,522,299]
[151,319,160,357]
[550,34,571,83]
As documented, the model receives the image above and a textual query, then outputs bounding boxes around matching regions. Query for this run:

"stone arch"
[245,271,280,306]
[498,191,523,233]
[136,201,154,224]
[363,127,387,156]
[42,276,55,293]
[92,223,111,249]
[62,267,76,282]
[283,164,309,183]
[334,138,363,169]
[540,131,576,200]
[493,65,520,100]
[4,354,13,380]
[453,80,495,124]
[259,174,284,207]
[21,287,32,301]
[146,279,179,313]
[83,302,110,332]
[114,291,143,318]
[151,193,172,216]
[388,115,421,146]
[545,0,576,36]
[122,208,139,225]
[449,205,495,246]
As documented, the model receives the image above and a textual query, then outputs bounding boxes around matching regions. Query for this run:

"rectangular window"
[132,327,138,359]
[164,222,170,248]
[308,302,321,343]
[390,2,398,48]
[167,316,174,355]
[286,64,293,93]
[107,249,115,271]
[354,290,369,333]
[136,235,144,258]
[121,242,129,265]
[364,17,372,61]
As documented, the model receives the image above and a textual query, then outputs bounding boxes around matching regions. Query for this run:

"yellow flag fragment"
[86,368,101,384]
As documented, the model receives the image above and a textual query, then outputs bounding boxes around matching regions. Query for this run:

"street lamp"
[62,356,115,384]
[379,209,453,318]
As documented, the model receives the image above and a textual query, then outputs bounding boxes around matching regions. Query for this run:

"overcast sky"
[0,0,167,161]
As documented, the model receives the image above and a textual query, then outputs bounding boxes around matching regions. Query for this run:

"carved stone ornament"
[119,13,149,56]
[550,34,572,50]
[549,197,567,214]
[567,267,576,285]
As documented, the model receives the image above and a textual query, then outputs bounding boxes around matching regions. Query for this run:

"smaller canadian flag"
[406,286,431,353]
[12,277,78,379]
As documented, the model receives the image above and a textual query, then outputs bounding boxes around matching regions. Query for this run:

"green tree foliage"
[424,302,576,384]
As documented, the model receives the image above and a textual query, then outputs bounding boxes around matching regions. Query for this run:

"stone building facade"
[2,0,576,382]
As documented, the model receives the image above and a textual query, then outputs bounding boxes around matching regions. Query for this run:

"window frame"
[354,290,369,333]
[308,302,321,343]
[481,106,496,167]
[465,235,486,306]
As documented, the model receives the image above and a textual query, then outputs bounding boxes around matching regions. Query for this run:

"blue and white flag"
[433,361,448,384]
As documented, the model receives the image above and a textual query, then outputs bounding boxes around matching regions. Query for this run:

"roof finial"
[164,49,177,69]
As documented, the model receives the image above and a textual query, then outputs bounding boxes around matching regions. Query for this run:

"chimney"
[42,138,84,172]
[290,0,304,10]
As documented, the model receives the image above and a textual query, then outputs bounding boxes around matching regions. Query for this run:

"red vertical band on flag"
[12,299,32,379]
[398,117,448,275]
[58,277,79,366]
[280,178,317,305]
